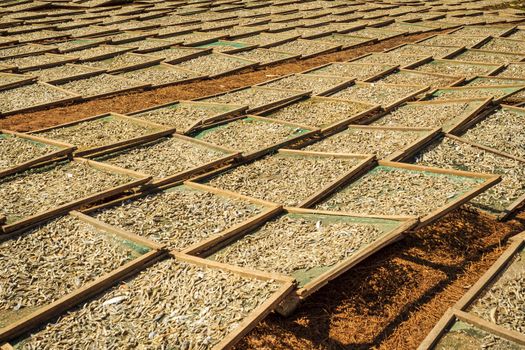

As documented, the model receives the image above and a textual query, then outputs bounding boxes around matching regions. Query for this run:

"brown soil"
[0,30,445,132]
[237,208,525,349]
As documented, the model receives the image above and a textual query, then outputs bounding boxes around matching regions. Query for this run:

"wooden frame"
[418,233,525,349]
[0,157,152,234]
[235,33,300,49]
[255,73,355,96]
[56,73,150,101]
[402,133,525,220]
[118,63,206,89]
[406,58,505,80]
[84,52,164,74]
[152,46,212,64]
[478,36,525,55]
[192,114,320,161]
[196,39,259,54]
[0,82,81,116]
[311,160,501,229]
[329,82,431,112]
[414,34,492,49]
[127,100,248,135]
[311,33,377,50]
[300,62,398,83]
[234,48,300,67]
[195,85,311,114]
[38,63,106,84]
[131,38,182,54]
[187,206,417,314]
[257,95,381,135]
[86,132,240,187]
[374,69,466,87]
[423,85,525,104]
[54,38,110,54]
[76,44,136,62]
[384,43,465,59]
[8,53,78,72]
[0,43,56,59]
[30,112,176,157]
[465,75,525,88]
[192,149,376,209]
[0,211,164,342]
[175,52,258,78]
[272,38,341,59]
[0,72,35,90]
[346,52,432,70]
[448,47,525,64]
[82,180,283,254]
[0,130,75,178]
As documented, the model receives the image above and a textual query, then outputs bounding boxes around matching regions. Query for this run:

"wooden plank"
[455,310,525,345]
[417,308,457,350]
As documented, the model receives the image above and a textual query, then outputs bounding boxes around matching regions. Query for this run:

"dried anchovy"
[413,60,499,77]
[351,53,428,67]
[129,39,172,52]
[480,38,525,54]
[0,44,48,59]
[418,35,486,47]
[452,50,525,64]
[119,65,200,86]
[36,117,161,151]
[176,54,253,76]
[0,215,140,326]
[233,49,296,65]
[373,101,473,128]
[430,88,514,101]
[271,39,337,56]
[496,63,525,78]
[308,63,394,81]
[0,84,73,114]
[316,166,480,216]
[0,73,30,85]
[387,44,461,57]
[468,248,525,334]
[93,188,262,250]
[53,40,103,53]
[376,70,459,88]
[436,320,523,350]
[330,84,422,107]
[467,77,525,87]
[305,127,424,159]
[82,53,156,71]
[238,33,296,46]
[131,102,236,131]
[265,98,373,129]
[0,54,68,70]
[30,64,99,82]
[95,137,227,178]
[451,26,512,36]
[17,259,279,349]
[58,74,141,98]
[0,161,131,222]
[0,135,57,171]
[206,154,361,206]
[212,215,384,276]
[148,46,208,63]
[74,46,127,61]
[462,108,525,160]
[202,88,302,110]
[414,137,525,213]
[313,34,370,48]
[260,74,349,95]
[196,118,305,153]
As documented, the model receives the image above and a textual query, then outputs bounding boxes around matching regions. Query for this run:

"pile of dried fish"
[467,248,525,334]
[496,63,525,78]
[119,65,201,86]
[53,40,104,53]
[0,83,74,114]
[202,87,303,110]
[0,161,131,222]
[57,74,142,98]
[233,48,297,65]
[176,54,254,76]
[265,98,374,129]
[206,153,361,206]
[0,135,57,171]
[0,54,71,70]
[308,63,394,81]
[0,215,140,326]
[82,53,157,72]
[36,117,162,151]
[413,60,499,77]
[0,73,32,86]
[461,108,525,160]
[305,127,424,159]
[376,70,460,88]
[452,50,525,64]
[387,44,459,58]
[237,33,296,46]
[0,44,50,59]
[30,64,100,82]
[330,83,422,107]
[418,35,486,47]
[260,74,349,95]
[95,137,228,178]
[212,215,384,276]
[196,118,306,153]
[466,77,525,86]
[16,258,279,349]
[430,87,514,101]
[147,46,208,63]
[271,39,337,57]
[414,137,525,213]
[75,46,128,61]
[316,166,479,216]
[128,39,173,53]
[480,38,525,54]
[93,187,262,250]
[351,53,428,67]
[372,101,474,128]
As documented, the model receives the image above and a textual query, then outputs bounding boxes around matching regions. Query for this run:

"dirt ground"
[3,27,525,349]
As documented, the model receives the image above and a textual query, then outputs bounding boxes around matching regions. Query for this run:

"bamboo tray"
[255,73,354,96]
[302,62,398,82]
[1,251,294,349]
[424,85,525,104]
[0,72,35,90]
[0,130,75,178]
[35,63,106,84]
[186,207,417,315]
[384,43,464,59]
[414,34,491,49]
[81,52,164,74]
[0,157,152,234]
[418,232,525,349]
[30,112,176,157]
[408,58,505,80]
[0,43,56,59]
[232,48,300,67]
[3,53,79,72]
[148,46,212,64]
[117,63,205,88]
[0,211,164,342]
